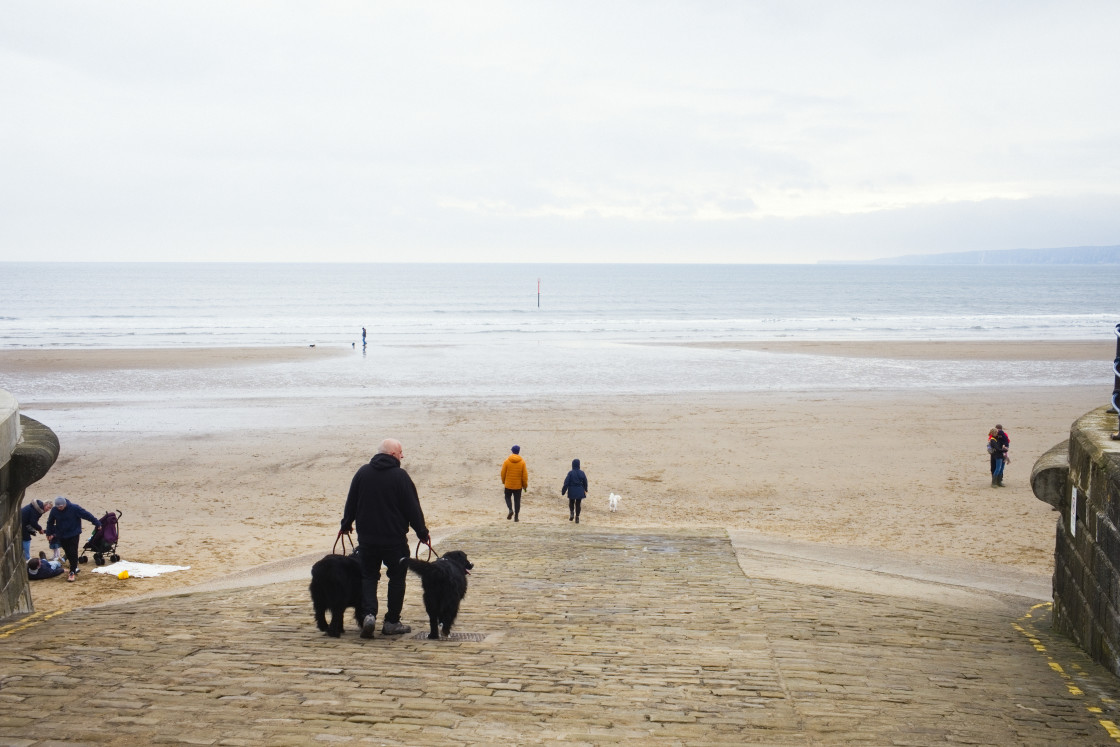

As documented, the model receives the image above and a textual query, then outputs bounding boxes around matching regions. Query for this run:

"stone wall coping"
[0,390,18,471]
[1071,405,1120,468]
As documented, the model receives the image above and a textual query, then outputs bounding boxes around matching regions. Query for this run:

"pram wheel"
[94,553,105,566]
[78,555,88,564]
[110,554,120,563]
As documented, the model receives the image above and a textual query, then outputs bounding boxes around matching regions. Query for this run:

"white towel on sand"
[91,561,190,578]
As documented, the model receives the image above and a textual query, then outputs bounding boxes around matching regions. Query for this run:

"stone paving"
[2,526,1120,745]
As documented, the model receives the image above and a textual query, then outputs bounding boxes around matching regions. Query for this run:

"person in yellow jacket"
[501,445,528,521]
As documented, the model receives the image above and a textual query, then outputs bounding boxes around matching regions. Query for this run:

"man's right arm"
[341,470,360,533]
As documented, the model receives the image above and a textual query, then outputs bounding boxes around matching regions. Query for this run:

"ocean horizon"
[1,262,1116,412]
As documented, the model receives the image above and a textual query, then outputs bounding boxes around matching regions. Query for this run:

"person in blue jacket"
[27,555,65,580]
[45,496,101,583]
[561,458,589,523]
[20,499,48,560]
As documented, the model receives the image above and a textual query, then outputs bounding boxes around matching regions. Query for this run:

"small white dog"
[608,492,620,512]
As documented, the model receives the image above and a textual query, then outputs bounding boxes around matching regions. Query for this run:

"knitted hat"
[511,445,520,454]
[54,496,68,507]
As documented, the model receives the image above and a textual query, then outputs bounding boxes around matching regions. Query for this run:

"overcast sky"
[3,2,1120,263]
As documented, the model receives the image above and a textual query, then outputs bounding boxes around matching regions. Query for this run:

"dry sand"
[10,342,1105,613]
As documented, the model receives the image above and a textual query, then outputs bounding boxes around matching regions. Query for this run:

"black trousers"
[504,488,522,515]
[59,535,81,573]
[357,541,409,623]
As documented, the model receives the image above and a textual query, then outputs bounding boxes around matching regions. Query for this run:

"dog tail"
[405,558,435,578]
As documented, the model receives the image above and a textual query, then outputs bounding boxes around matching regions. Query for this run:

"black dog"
[309,553,363,637]
[406,550,473,640]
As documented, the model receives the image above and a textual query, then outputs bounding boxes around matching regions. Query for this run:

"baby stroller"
[78,510,122,566]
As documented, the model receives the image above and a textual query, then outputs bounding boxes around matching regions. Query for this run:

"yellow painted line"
[0,609,66,638]
[1016,603,1120,743]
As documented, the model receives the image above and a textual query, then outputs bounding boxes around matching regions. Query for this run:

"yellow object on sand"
[117,570,129,580]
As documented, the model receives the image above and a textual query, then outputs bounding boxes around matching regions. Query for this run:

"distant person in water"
[501,445,528,521]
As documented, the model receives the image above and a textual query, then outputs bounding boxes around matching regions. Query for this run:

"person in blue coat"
[45,496,101,582]
[20,499,48,560]
[27,556,65,580]
[561,458,589,523]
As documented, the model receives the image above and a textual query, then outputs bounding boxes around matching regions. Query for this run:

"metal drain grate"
[409,631,488,642]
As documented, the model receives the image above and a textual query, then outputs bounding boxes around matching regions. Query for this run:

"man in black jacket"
[341,438,430,639]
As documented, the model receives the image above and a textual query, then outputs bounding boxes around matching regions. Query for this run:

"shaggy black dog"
[406,550,473,640]
[309,553,363,637]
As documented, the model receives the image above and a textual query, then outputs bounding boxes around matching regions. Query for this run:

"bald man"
[341,438,431,639]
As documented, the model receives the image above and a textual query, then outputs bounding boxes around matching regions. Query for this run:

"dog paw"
[427,632,440,640]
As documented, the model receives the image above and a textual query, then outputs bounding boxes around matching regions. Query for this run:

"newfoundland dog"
[309,553,362,637]
[406,550,473,640]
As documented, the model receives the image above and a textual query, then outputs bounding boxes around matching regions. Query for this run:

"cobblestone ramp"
[2,527,1120,745]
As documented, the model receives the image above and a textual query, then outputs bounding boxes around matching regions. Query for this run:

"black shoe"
[514,515,519,522]
[575,516,580,523]
[507,510,513,520]
[360,615,377,639]
[569,514,574,521]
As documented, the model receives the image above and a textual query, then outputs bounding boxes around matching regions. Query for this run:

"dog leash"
[410,540,469,575]
[334,529,355,556]
[414,539,440,562]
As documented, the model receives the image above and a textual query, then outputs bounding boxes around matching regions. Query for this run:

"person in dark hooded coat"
[340,438,430,639]
[45,496,101,582]
[561,458,589,523]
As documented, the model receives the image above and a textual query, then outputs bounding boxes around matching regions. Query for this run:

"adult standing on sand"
[340,438,430,639]
[45,496,101,583]
[20,499,49,560]
[501,445,528,521]
[989,424,1010,487]
[561,458,588,523]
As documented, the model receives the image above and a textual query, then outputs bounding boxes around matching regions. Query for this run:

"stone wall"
[0,391,60,621]
[1032,405,1120,677]
[0,391,30,619]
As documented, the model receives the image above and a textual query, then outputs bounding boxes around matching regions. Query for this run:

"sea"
[0,262,1117,411]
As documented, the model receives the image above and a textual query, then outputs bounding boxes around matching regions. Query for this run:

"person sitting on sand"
[28,555,65,580]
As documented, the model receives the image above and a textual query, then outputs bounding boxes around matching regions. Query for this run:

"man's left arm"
[402,474,430,544]
[80,507,102,529]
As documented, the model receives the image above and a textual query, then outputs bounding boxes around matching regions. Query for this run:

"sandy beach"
[8,341,1106,614]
